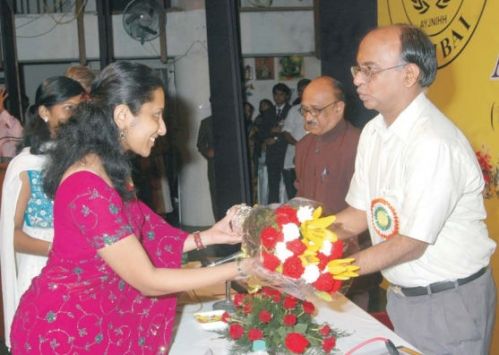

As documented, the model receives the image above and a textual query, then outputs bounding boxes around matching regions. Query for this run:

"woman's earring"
[41,116,48,123]
[119,129,126,140]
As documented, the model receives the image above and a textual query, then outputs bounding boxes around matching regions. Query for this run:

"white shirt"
[282,105,307,169]
[346,93,496,287]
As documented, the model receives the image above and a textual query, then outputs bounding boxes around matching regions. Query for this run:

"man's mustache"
[305,120,318,127]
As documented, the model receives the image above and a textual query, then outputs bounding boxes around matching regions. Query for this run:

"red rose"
[262,252,281,271]
[275,205,299,225]
[272,292,281,303]
[330,279,342,293]
[302,301,315,314]
[322,336,336,353]
[243,302,252,314]
[316,252,329,270]
[319,324,331,336]
[261,226,282,250]
[285,332,310,354]
[283,295,298,309]
[229,323,244,340]
[258,310,272,323]
[286,239,307,255]
[314,273,334,292]
[262,287,280,298]
[282,256,304,279]
[248,328,264,341]
[329,240,343,260]
[262,287,281,302]
[221,311,231,323]
[283,314,297,326]
[233,293,245,307]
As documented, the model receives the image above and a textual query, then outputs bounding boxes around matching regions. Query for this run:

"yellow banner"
[378,0,499,351]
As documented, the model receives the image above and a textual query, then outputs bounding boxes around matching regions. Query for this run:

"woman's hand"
[203,206,242,246]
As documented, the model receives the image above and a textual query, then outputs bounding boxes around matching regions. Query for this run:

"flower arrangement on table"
[220,286,347,354]
[235,198,360,301]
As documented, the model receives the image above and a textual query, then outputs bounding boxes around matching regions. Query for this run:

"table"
[170,293,421,355]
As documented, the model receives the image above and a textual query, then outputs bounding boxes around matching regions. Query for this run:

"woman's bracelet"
[193,231,205,251]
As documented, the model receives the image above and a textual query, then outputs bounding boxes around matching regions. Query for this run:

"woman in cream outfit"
[0,76,84,348]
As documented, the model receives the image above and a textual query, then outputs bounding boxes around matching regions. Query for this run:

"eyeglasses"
[350,63,407,82]
[299,101,338,118]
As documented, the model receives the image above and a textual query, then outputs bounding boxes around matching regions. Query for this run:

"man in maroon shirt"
[295,76,381,310]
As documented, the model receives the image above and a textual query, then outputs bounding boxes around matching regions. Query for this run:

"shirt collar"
[373,92,428,141]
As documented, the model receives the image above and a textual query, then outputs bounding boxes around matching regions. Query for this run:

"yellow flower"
[299,251,319,266]
[300,207,338,251]
[326,258,360,280]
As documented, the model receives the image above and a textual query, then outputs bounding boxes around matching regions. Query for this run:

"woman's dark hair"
[43,61,164,201]
[272,82,291,97]
[22,76,84,154]
[258,99,273,113]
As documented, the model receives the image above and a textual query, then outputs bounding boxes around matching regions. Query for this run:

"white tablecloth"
[170,294,420,355]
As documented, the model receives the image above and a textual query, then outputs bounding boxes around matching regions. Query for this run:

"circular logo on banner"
[386,0,487,68]
[371,198,399,240]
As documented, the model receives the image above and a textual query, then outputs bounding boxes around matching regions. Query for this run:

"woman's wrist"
[193,231,206,251]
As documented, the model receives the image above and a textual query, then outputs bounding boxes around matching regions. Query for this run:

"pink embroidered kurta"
[10,171,187,354]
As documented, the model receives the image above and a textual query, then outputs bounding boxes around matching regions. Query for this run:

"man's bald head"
[300,76,346,136]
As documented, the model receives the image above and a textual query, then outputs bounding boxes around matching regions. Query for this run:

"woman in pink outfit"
[10,62,248,354]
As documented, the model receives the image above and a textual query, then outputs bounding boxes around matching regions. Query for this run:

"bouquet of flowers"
[232,198,359,301]
[220,287,347,354]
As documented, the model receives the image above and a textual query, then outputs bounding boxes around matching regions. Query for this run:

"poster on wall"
[278,56,304,80]
[255,57,275,80]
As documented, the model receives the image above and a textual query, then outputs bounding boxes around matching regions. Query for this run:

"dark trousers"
[267,163,283,203]
[283,168,297,200]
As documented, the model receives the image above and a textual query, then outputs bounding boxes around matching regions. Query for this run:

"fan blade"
[125,12,141,25]
[138,24,157,36]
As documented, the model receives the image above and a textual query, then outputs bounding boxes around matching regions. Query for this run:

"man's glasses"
[350,63,406,82]
[299,101,338,118]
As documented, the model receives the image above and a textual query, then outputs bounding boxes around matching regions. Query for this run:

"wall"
[242,55,321,115]
[13,7,317,226]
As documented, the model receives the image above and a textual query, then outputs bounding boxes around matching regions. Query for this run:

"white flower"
[320,240,332,256]
[275,242,293,263]
[282,223,300,242]
[301,264,320,284]
[297,206,314,223]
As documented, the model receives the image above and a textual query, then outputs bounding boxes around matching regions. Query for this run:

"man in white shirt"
[335,24,496,354]
[281,79,310,200]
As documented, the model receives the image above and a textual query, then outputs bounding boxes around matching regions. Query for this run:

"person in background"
[243,101,258,201]
[197,114,216,219]
[10,62,251,353]
[292,78,312,106]
[243,101,255,136]
[0,76,85,349]
[252,99,274,203]
[265,83,291,203]
[295,76,381,310]
[65,64,96,93]
[335,24,496,354]
[252,99,273,174]
[0,88,23,158]
[280,78,310,200]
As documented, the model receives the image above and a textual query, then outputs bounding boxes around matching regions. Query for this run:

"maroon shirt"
[295,119,360,215]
